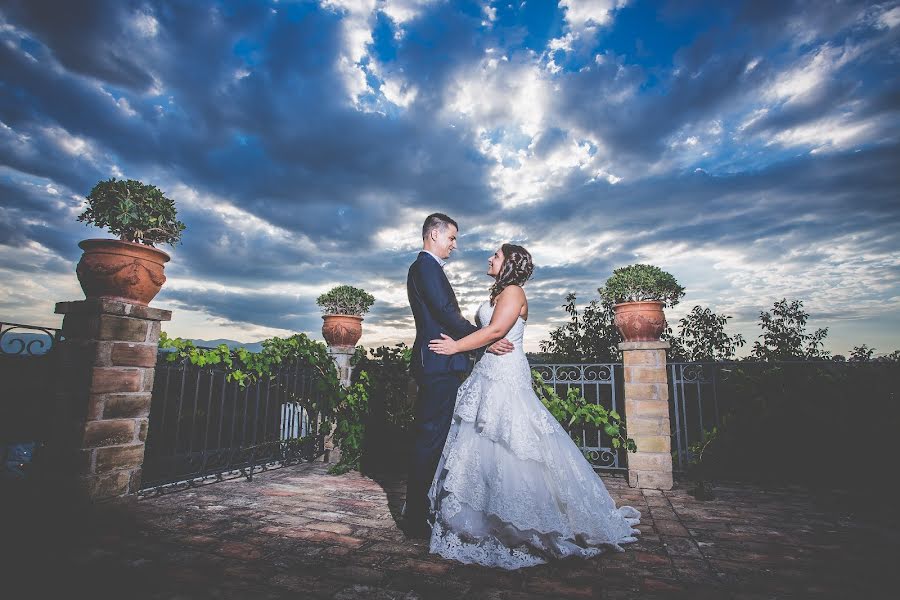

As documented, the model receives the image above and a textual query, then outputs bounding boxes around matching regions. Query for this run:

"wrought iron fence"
[668,362,724,472]
[0,321,63,356]
[0,322,63,451]
[668,360,900,480]
[1,321,64,480]
[529,362,626,472]
[141,355,330,495]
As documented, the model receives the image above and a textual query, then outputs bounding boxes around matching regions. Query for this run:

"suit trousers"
[405,373,463,526]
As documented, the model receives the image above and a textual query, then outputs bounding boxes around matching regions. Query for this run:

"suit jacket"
[408,251,478,381]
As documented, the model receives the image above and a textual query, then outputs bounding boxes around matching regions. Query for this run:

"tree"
[751,299,829,360]
[848,344,875,362]
[539,293,622,361]
[877,350,900,363]
[673,306,746,362]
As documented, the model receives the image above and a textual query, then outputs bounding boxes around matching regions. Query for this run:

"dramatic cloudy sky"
[2,0,899,356]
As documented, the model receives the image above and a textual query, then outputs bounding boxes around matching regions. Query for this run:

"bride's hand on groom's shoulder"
[486,338,514,355]
[429,333,458,355]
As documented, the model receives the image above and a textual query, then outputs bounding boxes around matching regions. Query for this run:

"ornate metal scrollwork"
[532,364,553,382]
[679,363,709,383]
[583,364,612,382]
[555,365,582,382]
[0,322,63,356]
[583,447,617,468]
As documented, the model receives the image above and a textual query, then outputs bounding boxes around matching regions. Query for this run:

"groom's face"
[433,224,458,259]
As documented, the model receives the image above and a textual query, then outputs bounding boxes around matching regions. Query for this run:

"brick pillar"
[324,345,356,462]
[619,340,673,490]
[51,298,171,501]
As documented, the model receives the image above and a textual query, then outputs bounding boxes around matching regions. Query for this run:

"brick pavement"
[2,459,897,599]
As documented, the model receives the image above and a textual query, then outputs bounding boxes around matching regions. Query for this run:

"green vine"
[531,370,637,453]
[158,331,342,451]
[327,371,370,475]
[157,334,405,476]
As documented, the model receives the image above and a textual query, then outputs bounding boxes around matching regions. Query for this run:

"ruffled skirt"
[427,359,641,570]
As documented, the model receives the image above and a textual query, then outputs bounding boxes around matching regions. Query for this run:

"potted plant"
[75,178,185,305]
[317,285,375,347]
[598,264,685,342]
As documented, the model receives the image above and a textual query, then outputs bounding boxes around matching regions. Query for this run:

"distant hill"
[0,333,265,355]
[187,339,265,353]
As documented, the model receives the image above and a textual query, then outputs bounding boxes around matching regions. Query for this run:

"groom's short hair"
[422,213,459,239]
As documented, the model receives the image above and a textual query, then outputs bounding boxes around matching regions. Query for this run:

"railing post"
[324,345,355,462]
[619,341,674,490]
[49,298,171,501]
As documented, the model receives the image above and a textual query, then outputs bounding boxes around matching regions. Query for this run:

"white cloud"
[130,10,160,38]
[766,43,860,105]
[381,0,438,25]
[482,2,498,24]
[768,114,880,153]
[877,5,900,29]
[42,126,94,158]
[171,183,318,256]
[447,56,549,137]
[547,0,627,54]
[337,56,371,106]
[559,0,626,29]
[320,1,379,105]
[380,76,418,107]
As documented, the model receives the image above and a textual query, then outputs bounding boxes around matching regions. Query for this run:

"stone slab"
[56,298,172,321]
[619,341,671,351]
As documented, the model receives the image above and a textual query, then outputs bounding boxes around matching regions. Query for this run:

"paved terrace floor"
[3,460,898,600]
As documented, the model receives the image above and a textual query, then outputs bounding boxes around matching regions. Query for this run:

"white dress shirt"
[423,250,447,268]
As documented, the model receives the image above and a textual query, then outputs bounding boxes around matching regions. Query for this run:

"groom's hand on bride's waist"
[486,338,514,355]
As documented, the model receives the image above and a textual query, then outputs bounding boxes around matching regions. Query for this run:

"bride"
[426,243,641,570]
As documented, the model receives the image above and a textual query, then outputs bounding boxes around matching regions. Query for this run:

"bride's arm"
[429,286,525,355]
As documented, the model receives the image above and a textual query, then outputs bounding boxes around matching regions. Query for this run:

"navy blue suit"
[405,251,478,526]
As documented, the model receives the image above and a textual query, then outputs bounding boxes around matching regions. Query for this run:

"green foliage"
[158,331,342,459]
[354,343,414,432]
[878,350,900,363]
[598,264,685,307]
[531,370,636,453]
[78,178,186,246]
[751,299,829,360]
[316,285,375,316]
[158,334,415,476]
[538,293,622,361]
[327,372,369,475]
[848,344,875,362]
[685,427,719,499]
[670,306,746,362]
[682,360,900,490]
[159,331,339,397]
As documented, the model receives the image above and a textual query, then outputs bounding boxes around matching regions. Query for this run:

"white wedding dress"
[427,300,641,570]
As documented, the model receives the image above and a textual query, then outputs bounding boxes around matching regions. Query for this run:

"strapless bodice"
[476,300,526,349]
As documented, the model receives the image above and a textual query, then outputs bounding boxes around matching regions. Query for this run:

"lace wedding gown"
[427,300,641,569]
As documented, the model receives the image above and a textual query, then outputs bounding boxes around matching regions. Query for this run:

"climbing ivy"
[531,370,637,453]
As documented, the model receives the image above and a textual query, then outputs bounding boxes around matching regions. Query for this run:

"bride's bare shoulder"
[496,285,527,308]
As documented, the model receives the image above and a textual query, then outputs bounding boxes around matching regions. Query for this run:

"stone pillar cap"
[326,345,357,355]
[55,298,172,321]
[618,341,670,351]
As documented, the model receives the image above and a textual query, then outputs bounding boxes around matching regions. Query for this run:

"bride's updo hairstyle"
[490,243,535,305]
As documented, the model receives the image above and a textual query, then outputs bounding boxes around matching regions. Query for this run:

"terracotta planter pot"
[613,301,667,342]
[321,314,363,347]
[76,239,170,306]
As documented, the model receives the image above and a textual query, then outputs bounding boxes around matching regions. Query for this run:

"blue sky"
[1,0,899,356]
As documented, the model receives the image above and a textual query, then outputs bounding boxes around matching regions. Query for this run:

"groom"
[403,212,513,537]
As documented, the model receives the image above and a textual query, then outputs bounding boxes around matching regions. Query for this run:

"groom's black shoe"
[399,517,432,540]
